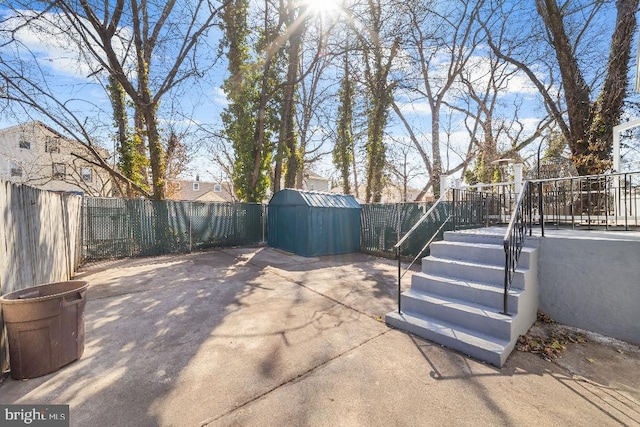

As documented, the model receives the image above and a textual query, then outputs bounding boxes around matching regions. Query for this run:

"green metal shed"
[268,189,361,257]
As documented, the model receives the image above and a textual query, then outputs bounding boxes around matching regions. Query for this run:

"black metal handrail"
[393,189,452,314]
[392,170,638,317]
[502,181,533,315]
[531,170,640,232]
[393,186,507,314]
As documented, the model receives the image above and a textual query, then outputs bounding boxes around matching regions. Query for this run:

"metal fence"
[532,171,640,230]
[360,202,450,259]
[360,190,507,261]
[84,189,516,263]
[83,198,267,261]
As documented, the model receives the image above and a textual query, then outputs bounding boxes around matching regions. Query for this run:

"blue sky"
[1,1,638,187]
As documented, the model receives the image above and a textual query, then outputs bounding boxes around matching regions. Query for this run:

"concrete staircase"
[385,227,539,367]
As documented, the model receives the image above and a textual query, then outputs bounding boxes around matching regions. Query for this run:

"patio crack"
[199,328,391,426]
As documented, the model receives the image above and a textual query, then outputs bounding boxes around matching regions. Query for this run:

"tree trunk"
[537,0,638,175]
[282,15,304,189]
[583,0,638,174]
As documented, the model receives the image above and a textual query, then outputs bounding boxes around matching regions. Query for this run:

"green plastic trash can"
[0,280,89,379]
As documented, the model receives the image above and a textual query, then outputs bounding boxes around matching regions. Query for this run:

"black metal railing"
[533,171,640,232]
[394,190,452,314]
[500,171,639,311]
[393,187,506,314]
[502,181,533,315]
[391,171,640,317]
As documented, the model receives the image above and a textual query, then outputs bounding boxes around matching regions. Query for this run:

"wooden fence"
[0,180,83,373]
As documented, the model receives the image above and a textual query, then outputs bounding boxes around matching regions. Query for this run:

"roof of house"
[0,121,110,157]
[331,182,432,203]
[168,179,235,202]
[0,121,62,137]
[304,170,330,181]
[194,190,228,203]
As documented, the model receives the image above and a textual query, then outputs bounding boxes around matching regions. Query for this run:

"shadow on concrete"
[223,247,420,320]
[3,246,638,426]
[408,332,640,426]
[0,247,389,426]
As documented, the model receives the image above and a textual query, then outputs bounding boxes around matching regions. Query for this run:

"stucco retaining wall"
[538,231,640,345]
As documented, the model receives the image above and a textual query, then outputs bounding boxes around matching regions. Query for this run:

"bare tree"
[1,0,226,199]
[394,0,485,198]
[277,0,307,190]
[351,0,402,202]
[295,40,336,188]
[386,139,423,202]
[447,51,554,184]
[482,0,639,175]
[0,57,148,195]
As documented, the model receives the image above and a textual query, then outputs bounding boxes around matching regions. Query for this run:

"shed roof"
[270,189,360,208]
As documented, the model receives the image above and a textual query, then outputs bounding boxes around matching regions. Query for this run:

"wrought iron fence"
[533,171,640,231]
[83,198,266,261]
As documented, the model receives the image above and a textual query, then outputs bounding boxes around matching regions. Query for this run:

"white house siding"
[0,122,113,196]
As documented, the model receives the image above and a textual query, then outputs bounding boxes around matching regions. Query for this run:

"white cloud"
[397,101,432,116]
[212,87,228,107]
[1,9,134,80]
[502,72,539,96]
[518,117,545,132]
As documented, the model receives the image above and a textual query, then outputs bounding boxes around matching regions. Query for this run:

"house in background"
[168,176,236,202]
[376,182,432,203]
[0,121,113,196]
[332,182,433,203]
[273,170,331,194]
[301,170,331,192]
[169,170,331,204]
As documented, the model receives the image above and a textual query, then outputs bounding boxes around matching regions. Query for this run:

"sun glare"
[305,0,341,17]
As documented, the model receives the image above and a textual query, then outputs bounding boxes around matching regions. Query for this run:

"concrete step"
[444,229,539,248]
[385,310,512,367]
[430,240,535,268]
[400,289,514,341]
[385,226,539,368]
[422,256,527,289]
[410,272,521,313]
[443,229,506,245]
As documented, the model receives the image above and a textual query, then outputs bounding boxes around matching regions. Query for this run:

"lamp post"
[537,137,547,179]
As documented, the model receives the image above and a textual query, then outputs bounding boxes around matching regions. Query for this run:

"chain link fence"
[360,191,499,261]
[360,202,450,259]
[83,198,266,261]
[83,192,500,263]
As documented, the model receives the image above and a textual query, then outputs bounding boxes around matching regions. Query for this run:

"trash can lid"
[0,280,88,305]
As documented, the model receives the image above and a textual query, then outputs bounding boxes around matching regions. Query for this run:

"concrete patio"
[0,247,639,426]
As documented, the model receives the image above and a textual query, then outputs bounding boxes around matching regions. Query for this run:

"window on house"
[213,184,222,192]
[10,161,22,177]
[193,182,200,191]
[19,138,30,149]
[52,163,66,180]
[45,136,61,153]
[81,167,93,182]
